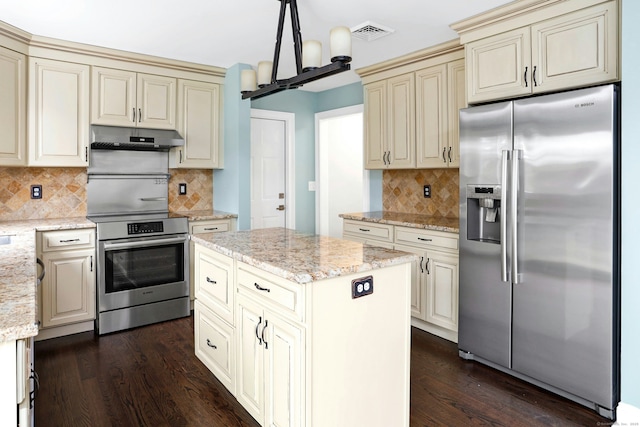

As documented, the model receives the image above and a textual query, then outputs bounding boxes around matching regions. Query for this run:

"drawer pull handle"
[206,339,217,349]
[206,277,217,284]
[204,227,219,231]
[59,238,80,243]
[358,228,370,232]
[254,283,271,292]
[417,237,432,242]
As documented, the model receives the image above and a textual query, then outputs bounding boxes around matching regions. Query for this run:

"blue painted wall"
[621,0,640,410]
[218,76,376,233]
[213,64,251,230]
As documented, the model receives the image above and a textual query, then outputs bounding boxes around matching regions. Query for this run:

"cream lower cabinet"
[463,0,618,104]
[0,45,26,166]
[194,240,411,426]
[343,219,459,342]
[172,79,223,169]
[91,66,176,129]
[28,57,90,166]
[342,219,394,249]
[189,218,237,302]
[235,262,304,427]
[37,229,96,338]
[194,244,236,393]
[395,226,459,342]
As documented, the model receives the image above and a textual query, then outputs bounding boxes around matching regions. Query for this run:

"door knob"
[276,205,285,211]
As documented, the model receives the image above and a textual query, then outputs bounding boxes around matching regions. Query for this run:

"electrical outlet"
[351,275,374,299]
[423,185,431,198]
[31,185,42,199]
[179,183,187,195]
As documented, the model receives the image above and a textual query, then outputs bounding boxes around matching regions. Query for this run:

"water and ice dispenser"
[466,184,502,243]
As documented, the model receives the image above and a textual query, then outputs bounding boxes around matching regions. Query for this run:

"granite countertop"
[173,209,238,221]
[191,227,417,284]
[0,217,95,343]
[339,211,460,233]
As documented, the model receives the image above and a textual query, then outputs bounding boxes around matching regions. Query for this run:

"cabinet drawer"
[237,263,303,322]
[194,245,234,325]
[343,220,393,242]
[40,228,95,252]
[191,220,231,234]
[395,226,458,251]
[194,300,235,394]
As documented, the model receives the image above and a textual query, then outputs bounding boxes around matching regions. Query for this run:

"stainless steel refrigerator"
[458,84,620,419]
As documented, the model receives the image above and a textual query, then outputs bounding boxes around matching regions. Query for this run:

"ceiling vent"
[350,21,395,42]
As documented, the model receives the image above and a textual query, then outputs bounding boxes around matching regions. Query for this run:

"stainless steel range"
[87,125,190,335]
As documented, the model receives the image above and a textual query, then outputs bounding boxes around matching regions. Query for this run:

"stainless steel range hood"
[90,125,184,151]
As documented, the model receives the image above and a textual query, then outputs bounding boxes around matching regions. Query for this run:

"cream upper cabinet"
[173,79,223,169]
[446,59,465,168]
[91,66,176,129]
[28,58,90,166]
[464,1,618,104]
[0,46,26,166]
[364,73,415,169]
[416,58,465,169]
[359,41,464,170]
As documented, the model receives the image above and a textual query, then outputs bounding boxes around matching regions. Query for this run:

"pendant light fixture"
[241,0,352,100]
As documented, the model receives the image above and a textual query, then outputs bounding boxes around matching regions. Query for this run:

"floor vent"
[350,21,395,42]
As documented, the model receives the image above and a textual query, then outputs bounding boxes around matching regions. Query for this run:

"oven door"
[97,233,189,312]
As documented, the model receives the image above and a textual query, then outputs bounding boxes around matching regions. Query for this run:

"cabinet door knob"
[426,258,430,275]
[206,339,217,349]
[524,66,528,88]
[442,147,447,163]
[132,107,136,122]
[532,65,538,87]
[138,108,142,122]
[206,277,217,284]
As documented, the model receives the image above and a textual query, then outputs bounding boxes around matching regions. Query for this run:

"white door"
[250,110,295,230]
[316,105,368,238]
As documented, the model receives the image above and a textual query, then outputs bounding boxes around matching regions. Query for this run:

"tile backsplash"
[168,169,213,212]
[0,167,88,220]
[383,169,459,218]
[0,167,213,221]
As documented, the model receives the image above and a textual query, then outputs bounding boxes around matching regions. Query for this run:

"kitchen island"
[190,228,416,427]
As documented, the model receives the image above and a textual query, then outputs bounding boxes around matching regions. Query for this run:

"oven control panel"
[127,221,164,235]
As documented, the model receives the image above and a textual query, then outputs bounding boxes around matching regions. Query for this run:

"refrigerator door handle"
[501,150,510,282]
[511,149,521,284]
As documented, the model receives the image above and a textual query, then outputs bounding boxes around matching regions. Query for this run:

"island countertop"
[190,227,417,284]
[339,211,459,233]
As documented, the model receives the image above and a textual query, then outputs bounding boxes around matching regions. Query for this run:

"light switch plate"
[179,183,187,195]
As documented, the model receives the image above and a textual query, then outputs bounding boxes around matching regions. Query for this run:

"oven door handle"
[103,236,187,251]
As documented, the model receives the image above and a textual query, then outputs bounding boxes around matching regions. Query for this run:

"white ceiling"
[0,0,513,92]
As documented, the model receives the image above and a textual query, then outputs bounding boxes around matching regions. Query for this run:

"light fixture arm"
[271,0,303,84]
[242,0,352,100]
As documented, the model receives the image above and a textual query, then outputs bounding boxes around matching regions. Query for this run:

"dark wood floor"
[35,315,608,426]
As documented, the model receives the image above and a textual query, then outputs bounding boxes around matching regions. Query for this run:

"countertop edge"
[191,233,417,285]
[339,211,460,233]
